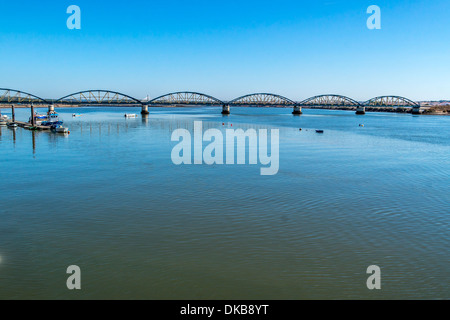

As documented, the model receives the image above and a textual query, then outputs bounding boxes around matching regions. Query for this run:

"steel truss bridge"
[0,89,422,112]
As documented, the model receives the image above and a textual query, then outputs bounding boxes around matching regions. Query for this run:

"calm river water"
[0,107,448,299]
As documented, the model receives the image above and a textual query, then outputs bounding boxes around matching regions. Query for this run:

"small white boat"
[0,115,8,125]
[51,124,70,134]
[56,127,69,133]
[72,113,82,117]
[124,113,138,118]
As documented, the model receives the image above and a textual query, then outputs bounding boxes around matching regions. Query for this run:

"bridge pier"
[141,105,150,115]
[292,106,303,115]
[221,104,230,115]
[356,106,366,115]
[412,106,422,115]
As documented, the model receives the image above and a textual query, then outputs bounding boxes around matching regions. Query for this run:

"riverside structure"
[0,89,425,115]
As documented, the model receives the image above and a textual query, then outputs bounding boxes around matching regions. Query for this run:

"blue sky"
[0,0,449,101]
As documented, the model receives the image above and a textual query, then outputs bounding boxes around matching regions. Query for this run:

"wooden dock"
[15,121,51,131]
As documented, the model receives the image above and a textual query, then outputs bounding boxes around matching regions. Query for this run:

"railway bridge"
[0,88,423,116]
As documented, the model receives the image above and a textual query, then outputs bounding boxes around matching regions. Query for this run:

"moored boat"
[29,113,49,126]
[0,114,8,125]
[41,112,63,127]
[51,124,70,134]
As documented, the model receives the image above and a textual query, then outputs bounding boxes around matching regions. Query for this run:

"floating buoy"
[359,124,365,127]
[299,128,302,131]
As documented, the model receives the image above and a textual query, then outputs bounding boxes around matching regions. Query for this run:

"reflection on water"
[0,107,449,300]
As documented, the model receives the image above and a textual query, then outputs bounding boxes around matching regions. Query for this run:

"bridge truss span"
[365,96,420,108]
[299,94,363,108]
[0,88,49,105]
[229,93,296,107]
[55,90,144,106]
[148,92,224,106]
